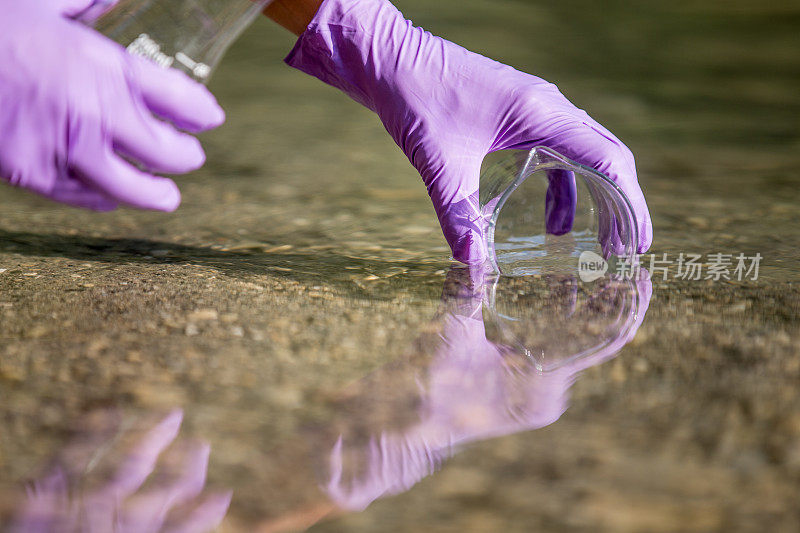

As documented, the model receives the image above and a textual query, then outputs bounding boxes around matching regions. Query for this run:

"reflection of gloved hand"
[286,0,652,264]
[11,410,231,533]
[324,267,652,511]
[0,0,225,211]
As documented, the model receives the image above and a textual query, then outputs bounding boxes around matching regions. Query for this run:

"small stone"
[0,269,7,274]
[727,301,748,313]
[28,325,48,339]
[185,323,200,336]
[364,275,380,281]
[220,313,238,323]
[610,360,627,382]
[188,308,218,321]
[263,244,293,253]
[435,467,490,498]
[687,216,709,229]
[230,326,245,337]
[239,282,266,291]
[222,241,264,251]
[404,225,433,234]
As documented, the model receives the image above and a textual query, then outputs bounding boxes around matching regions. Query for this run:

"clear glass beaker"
[479,146,639,277]
[90,0,273,82]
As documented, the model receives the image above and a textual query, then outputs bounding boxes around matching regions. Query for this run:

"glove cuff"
[283,0,412,112]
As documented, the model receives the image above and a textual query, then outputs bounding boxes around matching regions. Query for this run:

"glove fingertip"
[206,100,226,129]
[159,181,182,212]
[451,229,487,266]
[181,96,226,133]
[132,56,226,132]
[545,214,573,236]
[139,178,182,212]
[636,220,653,254]
[182,135,207,170]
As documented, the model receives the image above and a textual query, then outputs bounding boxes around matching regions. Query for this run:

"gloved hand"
[285,0,652,264]
[0,0,225,211]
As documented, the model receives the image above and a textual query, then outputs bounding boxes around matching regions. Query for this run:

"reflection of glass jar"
[482,272,650,372]
[91,0,274,82]
[479,146,639,276]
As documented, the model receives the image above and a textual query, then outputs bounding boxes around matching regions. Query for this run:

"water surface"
[1,0,799,531]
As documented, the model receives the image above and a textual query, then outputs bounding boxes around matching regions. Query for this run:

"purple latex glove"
[64,0,119,22]
[286,0,652,264]
[11,409,232,533]
[0,0,225,211]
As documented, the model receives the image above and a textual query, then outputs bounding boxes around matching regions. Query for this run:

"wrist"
[283,0,414,111]
[263,0,324,36]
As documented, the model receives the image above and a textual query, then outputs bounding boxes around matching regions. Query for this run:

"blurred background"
[1,0,799,531]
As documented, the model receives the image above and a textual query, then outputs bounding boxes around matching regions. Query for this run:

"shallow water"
[1,0,799,531]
